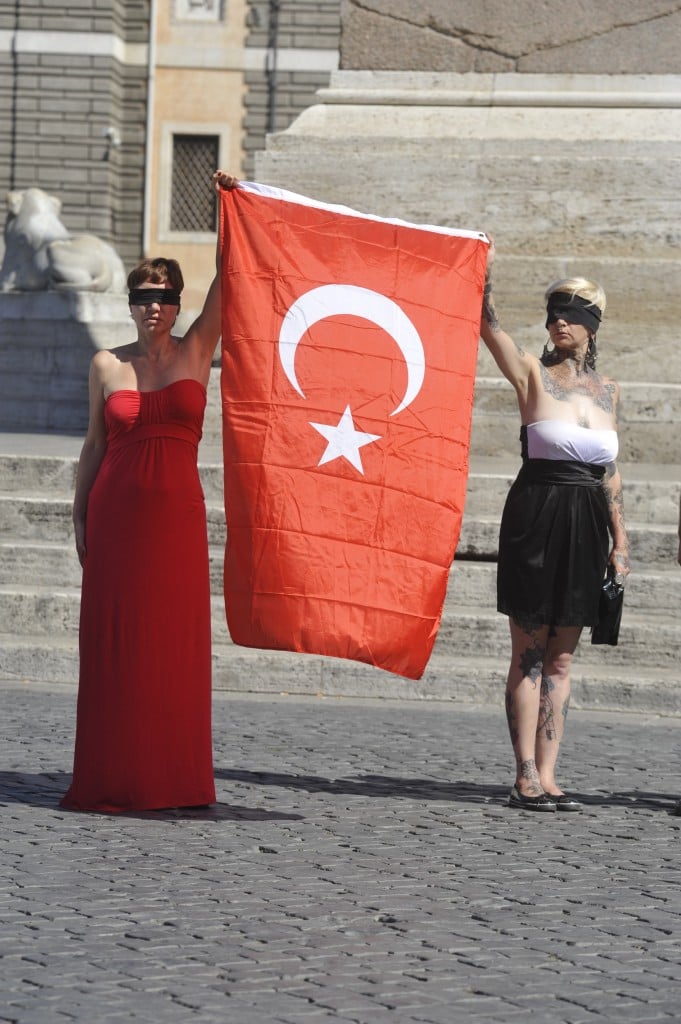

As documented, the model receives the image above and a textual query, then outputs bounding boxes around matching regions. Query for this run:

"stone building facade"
[0,0,149,266]
[2,1,677,310]
[244,0,340,171]
[0,0,340,307]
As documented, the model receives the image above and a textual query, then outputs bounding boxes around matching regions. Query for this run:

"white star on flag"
[310,405,381,474]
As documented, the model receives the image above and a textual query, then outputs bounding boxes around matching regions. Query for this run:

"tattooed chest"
[539,364,614,418]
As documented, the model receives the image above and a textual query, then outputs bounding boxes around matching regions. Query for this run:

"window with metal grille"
[170,135,219,232]
[174,0,223,21]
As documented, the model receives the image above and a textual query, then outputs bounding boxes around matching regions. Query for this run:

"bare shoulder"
[90,344,136,384]
[91,348,114,375]
[94,343,137,366]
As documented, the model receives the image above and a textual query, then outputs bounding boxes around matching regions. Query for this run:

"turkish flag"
[220,182,487,679]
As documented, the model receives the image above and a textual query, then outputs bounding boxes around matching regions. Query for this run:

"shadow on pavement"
[215,767,681,811]
[2,769,678,817]
[127,804,304,822]
[0,770,303,821]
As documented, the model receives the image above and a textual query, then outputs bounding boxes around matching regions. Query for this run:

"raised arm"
[480,240,534,400]
[184,171,239,360]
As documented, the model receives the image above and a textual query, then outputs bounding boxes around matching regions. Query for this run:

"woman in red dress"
[61,172,237,813]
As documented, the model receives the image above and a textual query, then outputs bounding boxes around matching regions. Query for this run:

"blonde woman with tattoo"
[481,241,629,812]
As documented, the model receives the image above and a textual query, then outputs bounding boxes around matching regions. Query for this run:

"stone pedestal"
[255,72,680,318]
[253,70,681,461]
[255,71,681,346]
[0,292,130,432]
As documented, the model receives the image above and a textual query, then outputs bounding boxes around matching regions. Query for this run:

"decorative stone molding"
[317,71,681,109]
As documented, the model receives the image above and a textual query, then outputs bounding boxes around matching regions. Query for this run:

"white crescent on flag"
[278,283,426,416]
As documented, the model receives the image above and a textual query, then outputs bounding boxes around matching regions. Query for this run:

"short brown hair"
[127,257,184,293]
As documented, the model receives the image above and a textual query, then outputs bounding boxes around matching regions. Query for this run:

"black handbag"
[591,565,624,646]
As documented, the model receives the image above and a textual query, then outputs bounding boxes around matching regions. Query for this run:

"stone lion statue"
[0,187,126,293]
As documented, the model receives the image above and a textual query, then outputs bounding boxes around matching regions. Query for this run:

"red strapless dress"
[61,379,215,812]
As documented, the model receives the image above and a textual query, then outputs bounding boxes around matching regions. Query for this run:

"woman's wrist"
[611,543,629,567]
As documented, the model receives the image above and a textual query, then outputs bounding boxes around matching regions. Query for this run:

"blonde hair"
[544,277,606,316]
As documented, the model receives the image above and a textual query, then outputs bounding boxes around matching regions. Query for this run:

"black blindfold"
[545,292,601,334]
[128,288,181,306]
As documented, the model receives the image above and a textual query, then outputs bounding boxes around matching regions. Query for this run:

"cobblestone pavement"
[2,681,681,1024]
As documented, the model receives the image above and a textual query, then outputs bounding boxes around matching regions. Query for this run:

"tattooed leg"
[518,758,542,795]
[506,619,548,796]
[536,626,581,795]
[537,675,556,741]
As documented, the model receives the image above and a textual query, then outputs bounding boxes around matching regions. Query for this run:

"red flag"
[220,182,488,679]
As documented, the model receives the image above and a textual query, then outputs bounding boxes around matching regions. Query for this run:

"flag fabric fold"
[220,181,488,680]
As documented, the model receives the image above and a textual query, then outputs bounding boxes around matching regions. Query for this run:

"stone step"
[1,429,677,712]
[1,586,678,669]
[0,586,232,639]
[458,517,677,565]
[4,305,677,436]
[2,635,679,716]
[3,362,681,476]
[1,441,678,525]
[0,496,226,544]
[462,462,681,525]
[468,379,681,464]
[433,605,680,669]
[0,452,79,493]
[0,539,224,592]
[2,451,678,525]
[0,492,676,565]
[200,373,681,462]
[2,543,679,615]
[449,561,681,616]
[0,541,81,587]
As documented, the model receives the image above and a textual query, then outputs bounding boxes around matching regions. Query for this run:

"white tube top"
[525,420,618,465]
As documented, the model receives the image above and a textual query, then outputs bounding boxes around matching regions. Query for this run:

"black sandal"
[550,793,582,812]
[508,785,557,812]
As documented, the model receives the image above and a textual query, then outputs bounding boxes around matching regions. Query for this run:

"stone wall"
[339,0,681,73]
[0,1,148,268]
[244,0,341,176]
[0,292,130,432]
[255,2,681,421]
[0,1,343,276]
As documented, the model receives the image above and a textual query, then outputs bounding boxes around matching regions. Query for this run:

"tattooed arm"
[602,461,629,578]
[601,382,630,578]
[480,239,533,397]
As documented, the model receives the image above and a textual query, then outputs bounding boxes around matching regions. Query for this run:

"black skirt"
[497,458,610,629]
